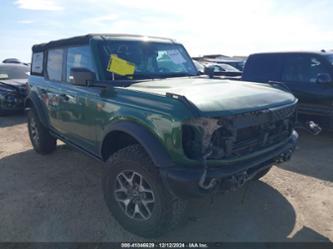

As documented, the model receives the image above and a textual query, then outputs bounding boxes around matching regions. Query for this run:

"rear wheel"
[27,108,57,154]
[103,144,187,238]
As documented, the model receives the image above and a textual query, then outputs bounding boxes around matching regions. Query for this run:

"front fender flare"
[101,121,174,168]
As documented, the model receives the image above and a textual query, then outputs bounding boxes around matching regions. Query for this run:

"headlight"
[5,94,17,103]
[182,118,225,160]
[4,93,20,107]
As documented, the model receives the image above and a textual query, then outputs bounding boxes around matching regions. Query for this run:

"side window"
[47,49,64,81]
[31,52,44,75]
[243,55,281,82]
[282,55,329,84]
[66,46,96,83]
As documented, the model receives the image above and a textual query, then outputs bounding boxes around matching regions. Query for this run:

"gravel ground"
[0,114,332,242]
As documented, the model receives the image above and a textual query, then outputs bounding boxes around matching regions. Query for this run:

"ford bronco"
[26,34,298,237]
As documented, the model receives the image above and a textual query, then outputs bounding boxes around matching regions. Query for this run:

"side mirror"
[316,73,332,84]
[69,67,96,86]
[204,66,215,78]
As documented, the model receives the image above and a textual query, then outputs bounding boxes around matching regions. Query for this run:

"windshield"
[326,54,333,65]
[0,65,30,80]
[98,40,197,80]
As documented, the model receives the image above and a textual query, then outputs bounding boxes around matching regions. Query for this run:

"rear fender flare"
[24,92,49,127]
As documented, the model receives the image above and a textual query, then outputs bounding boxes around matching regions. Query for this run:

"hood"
[126,77,297,116]
[0,79,27,95]
[0,79,27,87]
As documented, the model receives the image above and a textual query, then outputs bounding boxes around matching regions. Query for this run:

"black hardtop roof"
[32,33,176,52]
[250,51,333,57]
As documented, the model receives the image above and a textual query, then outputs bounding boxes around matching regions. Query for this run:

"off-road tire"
[103,144,187,238]
[27,108,57,154]
[252,167,272,180]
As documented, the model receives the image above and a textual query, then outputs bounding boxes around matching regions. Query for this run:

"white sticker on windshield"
[166,49,186,64]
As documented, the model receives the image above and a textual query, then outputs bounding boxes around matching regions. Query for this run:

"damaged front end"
[182,103,297,191]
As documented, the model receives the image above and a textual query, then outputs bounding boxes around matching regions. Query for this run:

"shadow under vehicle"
[0,148,298,242]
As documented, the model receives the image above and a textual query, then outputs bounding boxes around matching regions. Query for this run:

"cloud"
[17,19,35,24]
[82,14,119,27]
[8,0,333,59]
[15,0,63,11]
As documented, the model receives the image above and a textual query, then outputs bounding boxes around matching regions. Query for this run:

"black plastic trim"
[101,121,174,168]
[161,131,298,198]
[24,93,49,127]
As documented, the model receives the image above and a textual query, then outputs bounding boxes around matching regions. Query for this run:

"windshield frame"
[95,39,198,82]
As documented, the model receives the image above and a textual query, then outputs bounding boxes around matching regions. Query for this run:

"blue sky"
[1,0,333,62]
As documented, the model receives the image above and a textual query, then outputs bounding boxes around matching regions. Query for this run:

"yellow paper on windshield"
[107,54,135,76]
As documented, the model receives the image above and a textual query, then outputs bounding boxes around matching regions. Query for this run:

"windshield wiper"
[120,72,192,80]
[157,72,193,78]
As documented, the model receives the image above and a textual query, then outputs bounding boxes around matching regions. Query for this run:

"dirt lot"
[0,114,332,242]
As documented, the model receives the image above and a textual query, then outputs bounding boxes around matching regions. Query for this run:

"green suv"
[26,34,298,237]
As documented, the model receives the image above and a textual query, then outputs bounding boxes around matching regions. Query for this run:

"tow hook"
[198,151,218,190]
[297,121,322,135]
[275,148,294,164]
[220,171,248,192]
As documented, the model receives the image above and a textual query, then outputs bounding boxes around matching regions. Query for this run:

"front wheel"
[252,167,272,180]
[103,144,187,238]
[27,108,57,154]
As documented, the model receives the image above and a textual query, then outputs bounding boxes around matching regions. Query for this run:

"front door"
[59,45,99,152]
[44,46,99,152]
[281,54,333,116]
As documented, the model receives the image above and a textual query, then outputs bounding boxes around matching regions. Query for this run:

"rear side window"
[66,46,96,83]
[31,52,44,75]
[47,49,64,81]
[282,55,330,84]
[243,54,281,82]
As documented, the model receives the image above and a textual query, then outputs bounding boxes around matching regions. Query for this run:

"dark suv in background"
[242,51,333,130]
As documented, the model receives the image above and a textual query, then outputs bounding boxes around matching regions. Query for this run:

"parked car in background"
[26,34,298,237]
[204,57,246,71]
[193,60,242,77]
[3,58,21,64]
[242,51,333,130]
[0,62,30,115]
[193,55,247,71]
[203,62,242,77]
[193,59,205,74]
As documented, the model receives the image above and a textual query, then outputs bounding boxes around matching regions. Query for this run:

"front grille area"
[182,104,297,160]
[209,105,297,160]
